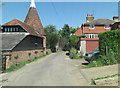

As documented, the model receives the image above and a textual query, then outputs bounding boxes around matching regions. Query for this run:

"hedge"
[99,30,120,63]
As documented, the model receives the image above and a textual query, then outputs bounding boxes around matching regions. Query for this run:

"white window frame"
[13,27,15,32]
[104,24,109,29]
[10,27,12,32]
[89,24,95,29]
[89,34,95,38]
[16,27,18,32]
[5,27,7,32]
[8,28,9,32]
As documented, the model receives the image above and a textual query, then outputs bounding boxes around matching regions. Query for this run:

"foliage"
[70,26,80,35]
[99,30,120,63]
[59,24,71,51]
[44,25,59,52]
[80,53,83,58]
[14,55,19,60]
[34,51,38,54]
[69,48,77,59]
[69,35,79,48]
[28,53,31,56]
[78,35,86,38]
[61,24,71,38]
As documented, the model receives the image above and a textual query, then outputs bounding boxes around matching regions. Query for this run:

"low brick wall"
[3,49,45,68]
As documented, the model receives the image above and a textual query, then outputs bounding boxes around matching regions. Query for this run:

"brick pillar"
[43,36,46,54]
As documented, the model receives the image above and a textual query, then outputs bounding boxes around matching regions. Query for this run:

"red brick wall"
[83,25,112,33]
[5,49,44,68]
[86,40,99,52]
[42,35,46,54]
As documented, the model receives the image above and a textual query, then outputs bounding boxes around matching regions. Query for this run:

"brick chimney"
[86,14,94,23]
[113,16,119,22]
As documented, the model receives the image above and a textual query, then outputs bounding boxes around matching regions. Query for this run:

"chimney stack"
[113,16,119,22]
[86,14,94,23]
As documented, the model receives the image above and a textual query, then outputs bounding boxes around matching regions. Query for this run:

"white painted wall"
[80,40,86,55]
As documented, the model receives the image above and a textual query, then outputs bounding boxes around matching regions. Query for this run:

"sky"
[2,2,118,30]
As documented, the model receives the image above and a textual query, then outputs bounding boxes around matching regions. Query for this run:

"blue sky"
[2,2,118,30]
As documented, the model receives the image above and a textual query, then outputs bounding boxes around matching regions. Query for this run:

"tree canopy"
[44,25,59,52]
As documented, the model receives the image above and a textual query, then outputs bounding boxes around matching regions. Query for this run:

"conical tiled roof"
[24,7,46,36]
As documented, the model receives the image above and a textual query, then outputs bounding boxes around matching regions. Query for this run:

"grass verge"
[91,74,120,85]
[4,52,52,73]
[94,74,120,80]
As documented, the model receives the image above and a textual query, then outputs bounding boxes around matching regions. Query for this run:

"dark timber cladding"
[24,7,46,36]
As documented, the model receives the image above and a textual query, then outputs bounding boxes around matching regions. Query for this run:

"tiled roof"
[74,28,82,36]
[1,33,27,51]
[2,19,42,37]
[24,7,46,36]
[84,19,116,25]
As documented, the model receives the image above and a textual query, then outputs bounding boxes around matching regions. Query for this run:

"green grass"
[91,74,120,85]
[94,74,120,80]
[56,50,64,53]
[81,58,106,69]
[4,52,51,73]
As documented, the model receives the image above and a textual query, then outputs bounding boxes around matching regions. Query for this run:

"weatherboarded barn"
[2,33,45,69]
[1,0,46,69]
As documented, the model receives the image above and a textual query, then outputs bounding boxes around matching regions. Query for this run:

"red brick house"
[74,14,118,54]
[1,0,46,69]
[111,17,120,30]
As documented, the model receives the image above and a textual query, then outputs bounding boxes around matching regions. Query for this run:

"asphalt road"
[2,52,89,86]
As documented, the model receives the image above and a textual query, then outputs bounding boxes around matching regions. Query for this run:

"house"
[74,14,118,54]
[1,0,46,69]
[111,17,120,30]
[74,27,82,36]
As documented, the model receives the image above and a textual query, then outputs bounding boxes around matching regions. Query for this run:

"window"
[5,27,7,32]
[104,25,109,29]
[10,27,12,32]
[89,34,95,38]
[89,25,94,29]
[16,27,18,32]
[13,27,15,32]
[8,28,9,32]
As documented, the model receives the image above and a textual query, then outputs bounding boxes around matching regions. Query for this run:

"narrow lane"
[2,52,89,86]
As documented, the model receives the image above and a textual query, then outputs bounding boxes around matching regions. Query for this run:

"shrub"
[46,51,48,55]
[14,55,19,60]
[99,30,120,65]
[80,53,83,58]
[69,48,77,59]
[35,51,38,54]
[41,50,44,52]
[28,53,31,56]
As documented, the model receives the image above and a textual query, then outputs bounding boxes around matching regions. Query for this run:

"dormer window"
[104,25,109,29]
[10,28,12,32]
[8,28,9,32]
[89,25,94,29]
[5,28,7,32]
[16,27,18,31]
[13,27,15,32]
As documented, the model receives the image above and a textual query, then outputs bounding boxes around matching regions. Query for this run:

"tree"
[60,24,71,51]
[69,35,79,48]
[70,26,80,35]
[61,24,70,38]
[44,25,59,52]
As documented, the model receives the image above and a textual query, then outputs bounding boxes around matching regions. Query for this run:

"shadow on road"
[82,63,89,65]
[66,53,69,56]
